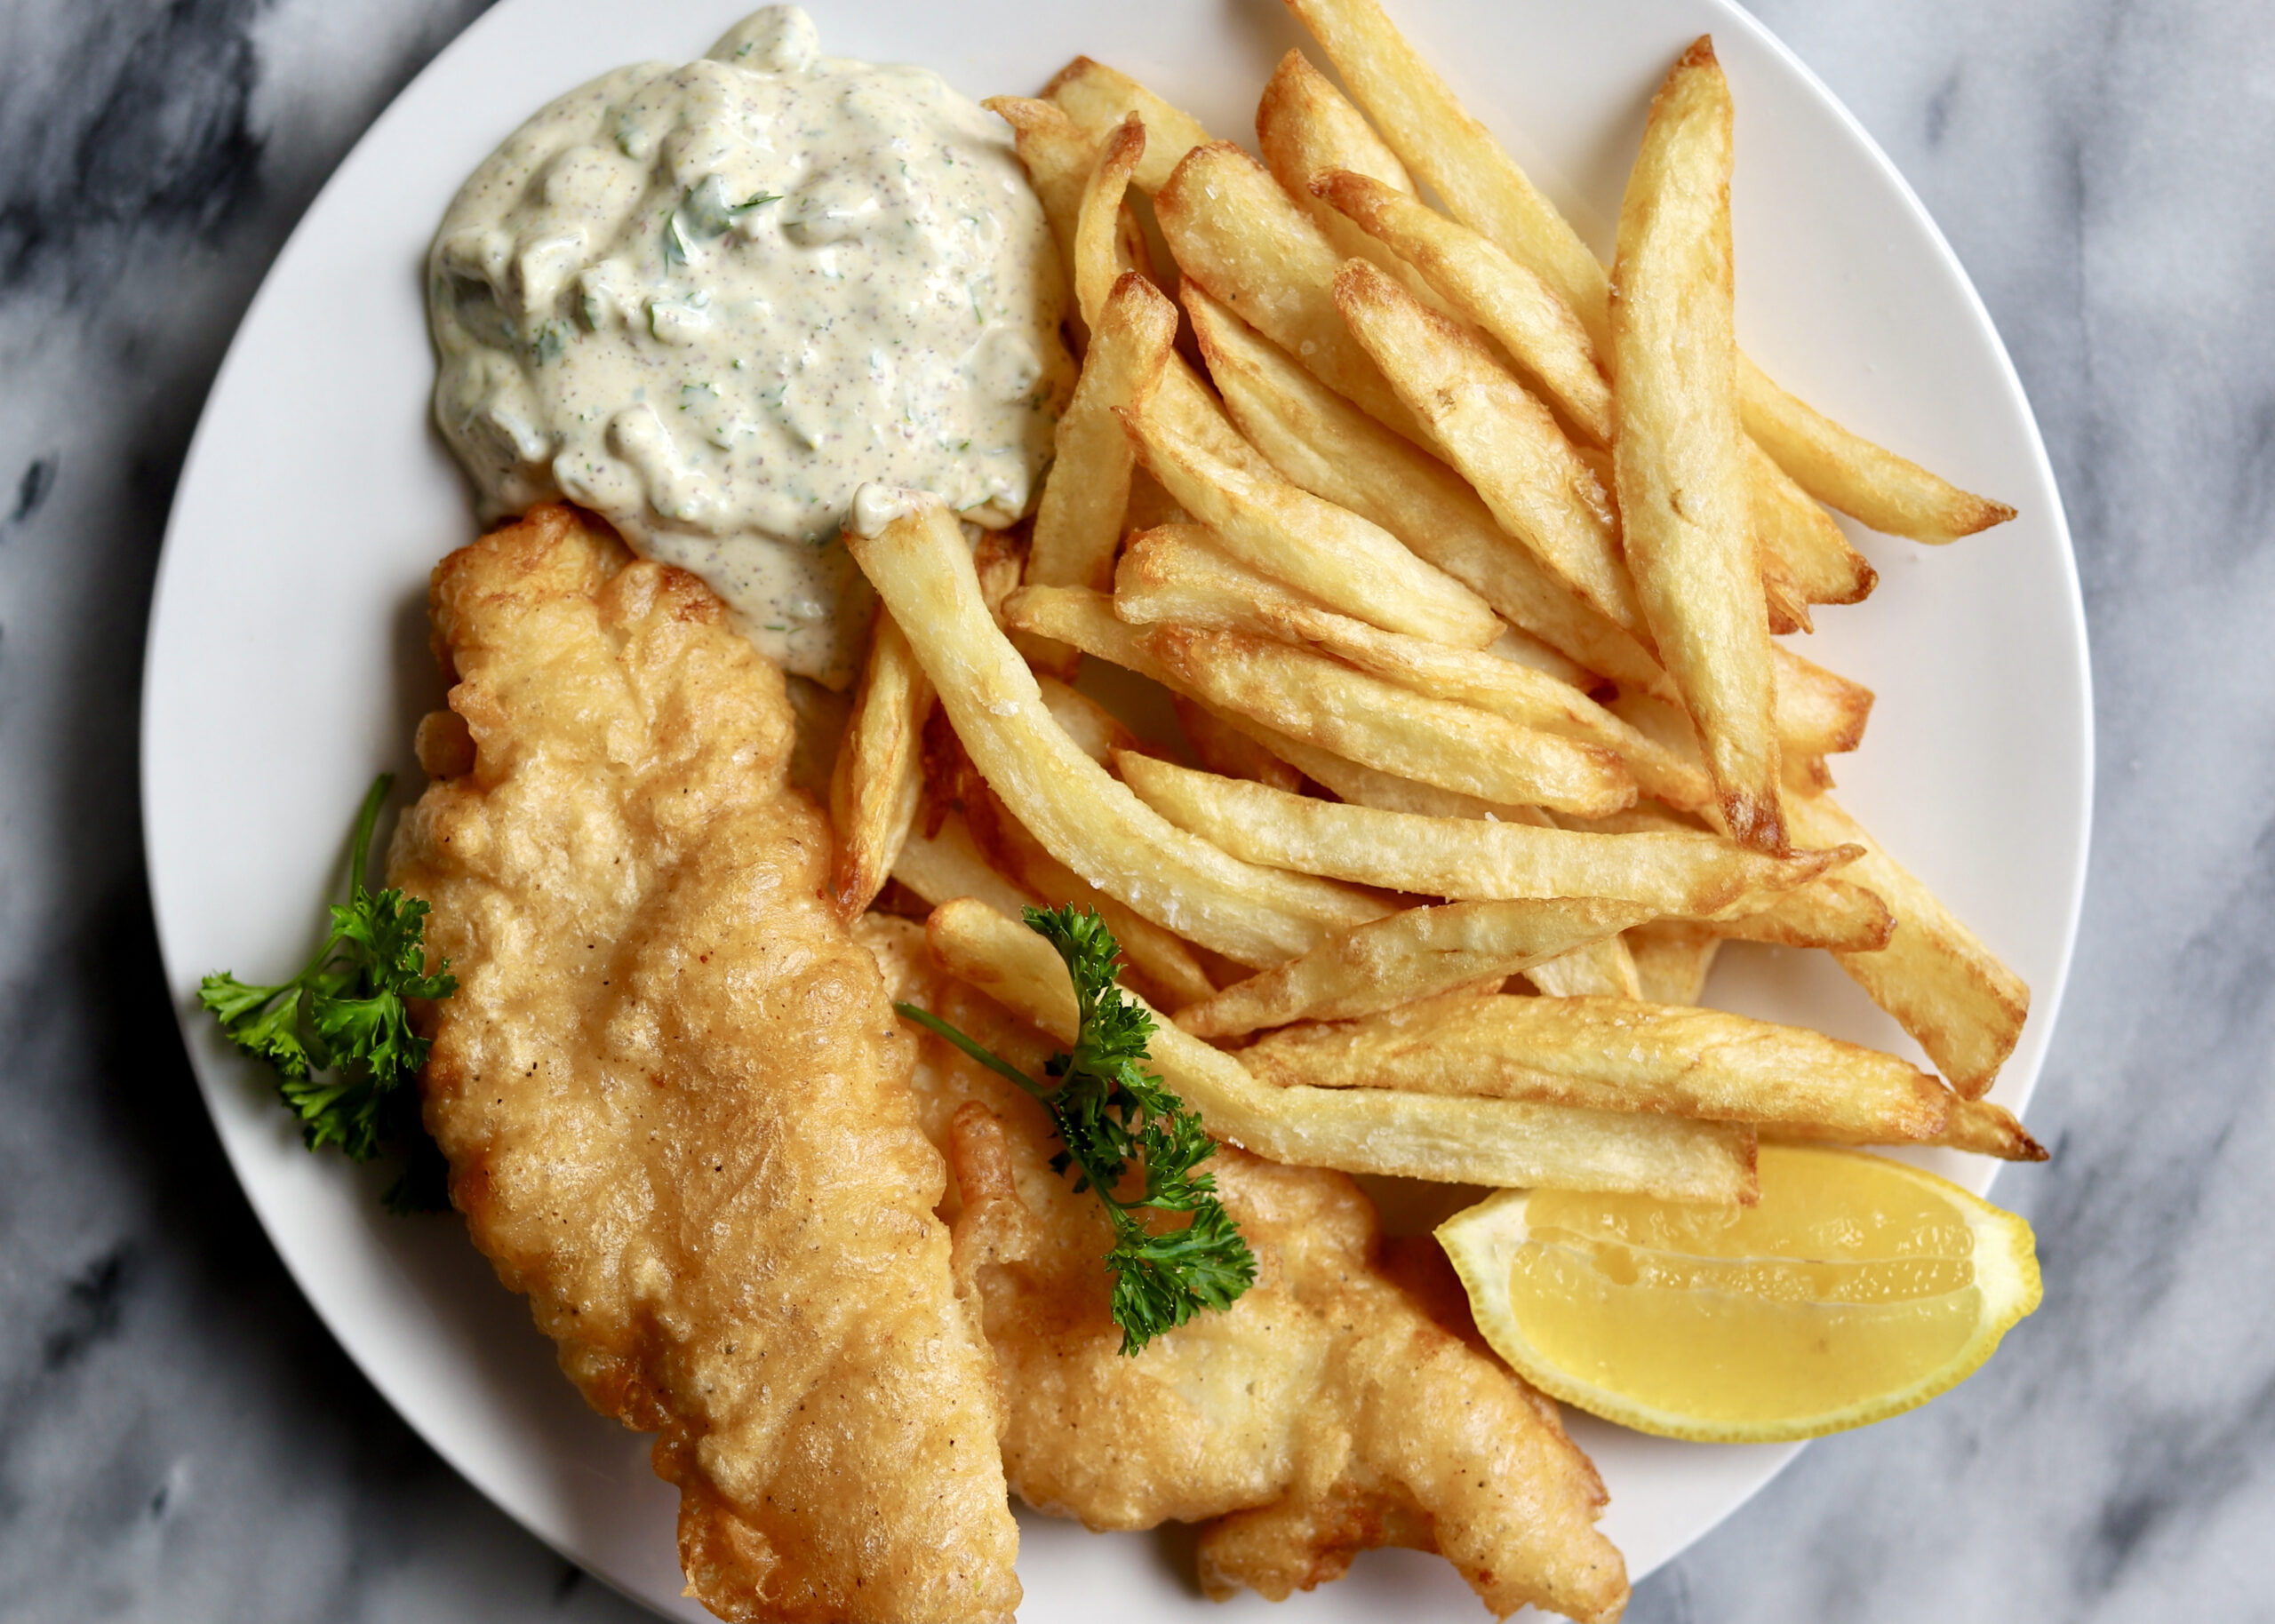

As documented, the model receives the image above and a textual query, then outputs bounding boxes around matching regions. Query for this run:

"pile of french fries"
[832,0,2043,1210]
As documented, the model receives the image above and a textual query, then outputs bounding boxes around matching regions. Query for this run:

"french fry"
[1046,102,1282,490]
[961,790,1217,1009]
[1785,790,2029,1097]
[984,96,1094,289]
[1286,0,2016,546]
[1313,168,1614,445]
[1768,1096,2048,1162]
[1177,896,1654,1038]
[1335,260,1643,638]
[1115,752,1850,912]
[1624,919,1721,1005]
[1070,115,1155,330]
[1185,284,1667,691]
[1747,438,1877,609]
[1521,934,1642,999]
[1034,673,1141,765]
[847,494,1387,966]
[1716,876,1894,952]
[1739,354,2016,544]
[1255,50,1454,314]
[1245,992,1960,1143]
[1769,642,1875,758]
[1214,710,1550,824]
[1140,624,1638,816]
[1043,57,1212,193]
[971,528,1027,629]
[1026,271,1179,670]
[1154,140,1426,442]
[1005,583,1180,688]
[1281,0,1613,350]
[1174,695,1304,793]
[1554,801,1892,951]
[1606,647,1872,770]
[927,897,1758,1200]
[829,607,932,918]
[1611,40,1782,852]
[1117,383,1500,647]
[891,809,1042,920]
[1114,524,1710,808]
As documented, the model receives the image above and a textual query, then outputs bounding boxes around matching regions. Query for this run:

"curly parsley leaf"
[896,904,1256,1354]
[198,774,456,1204]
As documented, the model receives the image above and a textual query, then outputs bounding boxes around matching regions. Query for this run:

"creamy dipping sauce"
[429,5,1071,685]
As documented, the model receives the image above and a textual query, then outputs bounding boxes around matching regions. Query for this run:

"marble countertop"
[3,0,2267,1619]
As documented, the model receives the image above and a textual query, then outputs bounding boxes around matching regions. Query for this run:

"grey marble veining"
[0,1,2266,1620]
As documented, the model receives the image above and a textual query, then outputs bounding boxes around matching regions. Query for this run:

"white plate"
[141,0,2091,1617]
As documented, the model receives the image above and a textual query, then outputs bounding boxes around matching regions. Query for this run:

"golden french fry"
[1624,920,1721,1005]
[1042,57,1212,193]
[1034,673,1139,765]
[928,897,1758,1200]
[1116,751,1851,912]
[1185,284,1667,692]
[962,790,1217,1009]
[1314,168,1613,445]
[1114,524,1710,809]
[1123,466,1186,533]
[1246,991,1964,1143]
[1740,354,2016,545]
[1747,437,1877,609]
[1611,40,1782,852]
[1177,896,1653,1038]
[847,495,1386,966]
[891,809,1041,920]
[1070,115,1154,329]
[1521,934,1642,999]
[1006,583,1178,685]
[1770,642,1875,758]
[1215,710,1548,823]
[1760,554,1814,638]
[1281,0,1613,350]
[1254,50,1455,314]
[1768,1096,2047,1162]
[1335,260,1642,638]
[1607,651,1871,776]
[1154,140,1425,442]
[984,96,1093,289]
[1284,0,2011,547]
[1785,790,2029,1097]
[1117,385,1500,648]
[1716,876,1895,953]
[1053,112,1278,489]
[1140,624,1637,816]
[829,608,932,918]
[1026,271,1178,638]
[1174,694,1304,794]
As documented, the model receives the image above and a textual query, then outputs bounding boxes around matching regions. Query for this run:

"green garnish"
[897,905,1256,1354]
[199,774,456,1210]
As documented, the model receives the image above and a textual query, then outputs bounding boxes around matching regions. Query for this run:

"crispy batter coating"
[388,506,1020,1624]
[861,915,1631,1624]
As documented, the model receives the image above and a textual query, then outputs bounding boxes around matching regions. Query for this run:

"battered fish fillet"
[387,506,1021,1624]
[861,916,1631,1624]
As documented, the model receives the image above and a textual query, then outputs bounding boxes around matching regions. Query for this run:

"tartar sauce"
[429,5,1071,685]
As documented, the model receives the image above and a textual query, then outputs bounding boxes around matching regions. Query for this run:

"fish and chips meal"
[199,2,2050,1617]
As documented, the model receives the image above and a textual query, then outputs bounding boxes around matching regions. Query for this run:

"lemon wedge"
[1436,1143,2041,1442]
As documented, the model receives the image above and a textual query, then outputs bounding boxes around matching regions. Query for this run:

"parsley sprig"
[199,774,456,1208]
[898,905,1257,1354]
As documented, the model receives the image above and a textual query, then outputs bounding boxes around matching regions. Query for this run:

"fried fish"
[389,506,1020,1623]
[863,913,1631,1624]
